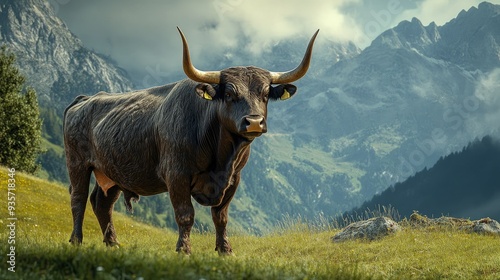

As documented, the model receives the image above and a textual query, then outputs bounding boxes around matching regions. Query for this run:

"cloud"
[466,68,500,137]
[210,0,362,54]
[57,0,500,86]
[59,0,365,84]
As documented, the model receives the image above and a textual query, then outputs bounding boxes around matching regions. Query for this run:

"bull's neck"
[215,127,251,172]
[196,112,251,173]
[190,124,252,206]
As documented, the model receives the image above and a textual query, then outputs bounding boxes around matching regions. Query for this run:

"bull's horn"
[270,29,319,84]
[177,27,221,84]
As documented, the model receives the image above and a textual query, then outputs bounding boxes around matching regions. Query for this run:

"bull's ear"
[270,84,297,101]
[195,83,216,101]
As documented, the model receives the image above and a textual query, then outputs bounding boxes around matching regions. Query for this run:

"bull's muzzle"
[241,115,267,135]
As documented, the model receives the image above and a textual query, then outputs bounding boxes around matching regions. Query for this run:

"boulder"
[408,212,500,236]
[409,212,473,228]
[470,218,500,236]
[332,217,401,242]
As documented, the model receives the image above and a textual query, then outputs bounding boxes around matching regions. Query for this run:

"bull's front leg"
[211,174,240,256]
[168,182,195,254]
[211,204,232,255]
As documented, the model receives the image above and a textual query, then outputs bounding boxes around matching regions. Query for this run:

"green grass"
[1,167,500,279]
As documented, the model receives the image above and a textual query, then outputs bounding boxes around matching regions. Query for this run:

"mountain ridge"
[1,1,500,231]
[350,136,500,220]
[0,0,133,109]
[372,2,500,72]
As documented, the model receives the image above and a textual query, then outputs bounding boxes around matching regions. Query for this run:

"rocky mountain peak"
[370,16,441,53]
[436,1,500,71]
[367,2,499,72]
[0,0,133,109]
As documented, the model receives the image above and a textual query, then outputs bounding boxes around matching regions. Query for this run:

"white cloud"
[59,0,365,80]
[57,0,500,84]
[475,68,500,110]
[466,68,500,137]
[211,0,362,54]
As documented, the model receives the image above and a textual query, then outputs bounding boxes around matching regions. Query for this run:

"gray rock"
[409,212,473,228]
[332,217,401,242]
[470,218,500,236]
[409,212,500,236]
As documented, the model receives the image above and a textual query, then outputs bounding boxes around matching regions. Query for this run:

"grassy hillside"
[1,167,500,279]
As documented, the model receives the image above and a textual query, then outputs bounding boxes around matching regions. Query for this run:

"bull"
[64,27,318,255]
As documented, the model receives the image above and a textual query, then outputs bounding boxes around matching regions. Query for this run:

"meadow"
[1,167,500,279]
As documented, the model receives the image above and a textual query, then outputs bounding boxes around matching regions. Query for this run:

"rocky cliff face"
[373,2,500,72]
[0,0,133,109]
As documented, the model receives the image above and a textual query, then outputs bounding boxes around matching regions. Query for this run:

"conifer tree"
[0,46,42,173]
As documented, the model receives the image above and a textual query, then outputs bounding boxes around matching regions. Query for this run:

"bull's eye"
[225,91,232,101]
[262,86,270,102]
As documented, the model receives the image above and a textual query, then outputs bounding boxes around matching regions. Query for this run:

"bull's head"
[178,27,319,140]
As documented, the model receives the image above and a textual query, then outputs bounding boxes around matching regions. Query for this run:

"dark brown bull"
[64,27,318,254]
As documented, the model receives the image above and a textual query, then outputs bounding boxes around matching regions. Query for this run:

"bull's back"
[63,84,179,194]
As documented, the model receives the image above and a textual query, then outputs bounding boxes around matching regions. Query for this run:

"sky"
[53,0,500,85]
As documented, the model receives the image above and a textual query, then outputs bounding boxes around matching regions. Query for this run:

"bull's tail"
[123,189,140,213]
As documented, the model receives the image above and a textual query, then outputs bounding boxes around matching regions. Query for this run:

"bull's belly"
[93,169,167,196]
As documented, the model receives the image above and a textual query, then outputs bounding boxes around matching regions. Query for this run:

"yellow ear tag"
[280,89,291,100]
[203,91,212,100]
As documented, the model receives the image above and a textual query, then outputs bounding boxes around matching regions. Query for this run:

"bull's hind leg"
[68,166,92,245]
[90,183,121,246]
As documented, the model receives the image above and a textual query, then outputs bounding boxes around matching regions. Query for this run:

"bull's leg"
[68,166,92,245]
[169,183,195,254]
[211,175,240,256]
[90,183,121,246]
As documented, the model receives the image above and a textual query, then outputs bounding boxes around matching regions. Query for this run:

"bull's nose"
[243,115,267,133]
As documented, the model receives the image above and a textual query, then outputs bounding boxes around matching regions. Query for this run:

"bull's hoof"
[69,239,82,245]
[69,234,82,245]
[215,247,234,257]
[176,246,192,256]
[217,251,234,257]
[104,240,120,248]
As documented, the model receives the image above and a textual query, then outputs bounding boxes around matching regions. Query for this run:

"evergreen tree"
[0,46,42,173]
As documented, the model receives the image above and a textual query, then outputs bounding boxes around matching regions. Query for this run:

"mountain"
[0,0,133,110]
[241,1,500,223]
[2,0,500,232]
[350,136,500,220]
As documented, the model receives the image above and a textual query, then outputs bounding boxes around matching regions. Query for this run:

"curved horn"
[177,27,220,84]
[270,29,319,84]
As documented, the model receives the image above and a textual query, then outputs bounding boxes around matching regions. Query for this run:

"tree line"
[350,136,500,220]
